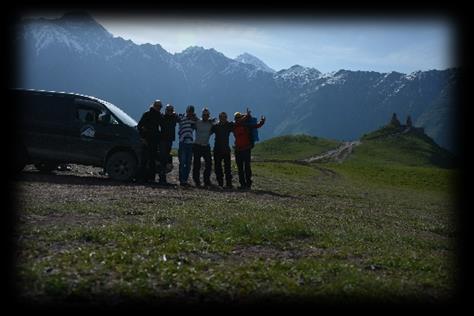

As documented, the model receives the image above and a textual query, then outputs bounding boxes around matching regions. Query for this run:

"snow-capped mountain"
[272,67,458,151]
[274,65,322,89]
[13,12,459,152]
[21,11,114,56]
[235,52,275,73]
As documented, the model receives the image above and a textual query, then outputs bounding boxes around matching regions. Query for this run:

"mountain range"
[14,11,459,152]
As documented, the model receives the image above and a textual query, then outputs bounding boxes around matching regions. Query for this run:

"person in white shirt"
[192,107,215,187]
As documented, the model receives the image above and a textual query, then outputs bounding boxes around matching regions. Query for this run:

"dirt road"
[301,141,361,163]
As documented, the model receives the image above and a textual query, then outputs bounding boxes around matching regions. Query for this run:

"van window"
[76,108,98,124]
[76,107,120,126]
[98,99,138,127]
[98,111,119,125]
[21,93,71,123]
[75,96,137,127]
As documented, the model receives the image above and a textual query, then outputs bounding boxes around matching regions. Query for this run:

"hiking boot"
[180,182,190,187]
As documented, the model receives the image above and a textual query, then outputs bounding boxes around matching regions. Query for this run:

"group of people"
[137,100,265,190]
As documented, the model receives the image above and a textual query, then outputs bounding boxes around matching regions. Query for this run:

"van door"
[20,93,77,162]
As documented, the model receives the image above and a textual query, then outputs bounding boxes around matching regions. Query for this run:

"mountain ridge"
[14,13,458,152]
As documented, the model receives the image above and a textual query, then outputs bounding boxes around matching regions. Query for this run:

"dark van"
[14,88,170,181]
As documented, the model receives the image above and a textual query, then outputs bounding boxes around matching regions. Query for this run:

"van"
[13,88,171,181]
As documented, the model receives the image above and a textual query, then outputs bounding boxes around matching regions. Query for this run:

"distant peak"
[54,11,111,37]
[181,46,205,53]
[235,52,275,73]
[176,46,227,60]
[279,65,321,75]
[290,64,305,69]
[59,11,96,23]
[236,52,257,60]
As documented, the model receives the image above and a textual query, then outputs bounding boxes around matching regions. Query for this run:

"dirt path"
[301,141,361,163]
[251,141,361,177]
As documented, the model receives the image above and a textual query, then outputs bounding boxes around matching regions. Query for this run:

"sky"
[25,12,457,74]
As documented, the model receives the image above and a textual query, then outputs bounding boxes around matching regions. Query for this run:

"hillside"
[324,123,457,193]
[254,124,455,169]
[252,134,341,161]
[253,123,456,193]
[13,124,458,305]
[358,124,455,168]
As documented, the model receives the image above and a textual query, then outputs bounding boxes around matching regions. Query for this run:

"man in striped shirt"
[177,105,197,186]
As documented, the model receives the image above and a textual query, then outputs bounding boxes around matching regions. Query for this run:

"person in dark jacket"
[158,104,179,185]
[210,112,234,188]
[233,108,265,190]
[137,100,162,183]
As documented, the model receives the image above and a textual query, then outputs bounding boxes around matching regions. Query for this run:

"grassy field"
[252,134,341,161]
[13,132,458,306]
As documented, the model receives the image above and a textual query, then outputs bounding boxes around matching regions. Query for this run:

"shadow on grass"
[14,171,295,198]
[249,189,295,199]
[14,170,170,188]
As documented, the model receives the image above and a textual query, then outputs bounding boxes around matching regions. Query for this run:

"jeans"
[178,142,193,184]
[192,144,212,185]
[235,148,252,187]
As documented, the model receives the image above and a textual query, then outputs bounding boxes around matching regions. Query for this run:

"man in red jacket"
[233,109,265,190]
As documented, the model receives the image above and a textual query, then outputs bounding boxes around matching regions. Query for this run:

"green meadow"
[14,127,458,305]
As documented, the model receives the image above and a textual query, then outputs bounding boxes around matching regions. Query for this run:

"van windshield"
[95,98,137,127]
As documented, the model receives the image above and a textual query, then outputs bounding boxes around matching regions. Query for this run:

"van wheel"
[106,152,137,181]
[34,162,58,173]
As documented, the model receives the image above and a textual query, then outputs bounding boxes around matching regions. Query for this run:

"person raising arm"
[233,108,265,190]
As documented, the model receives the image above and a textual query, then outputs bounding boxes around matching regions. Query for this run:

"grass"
[329,125,458,193]
[360,125,455,168]
[252,134,341,161]
[13,130,458,306]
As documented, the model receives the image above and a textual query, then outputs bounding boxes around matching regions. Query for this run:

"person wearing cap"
[233,108,265,189]
[177,105,197,186]
[137,100,162,183]
[158,104,179,185]
[192,107,215,187]
[210,112,235,188]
